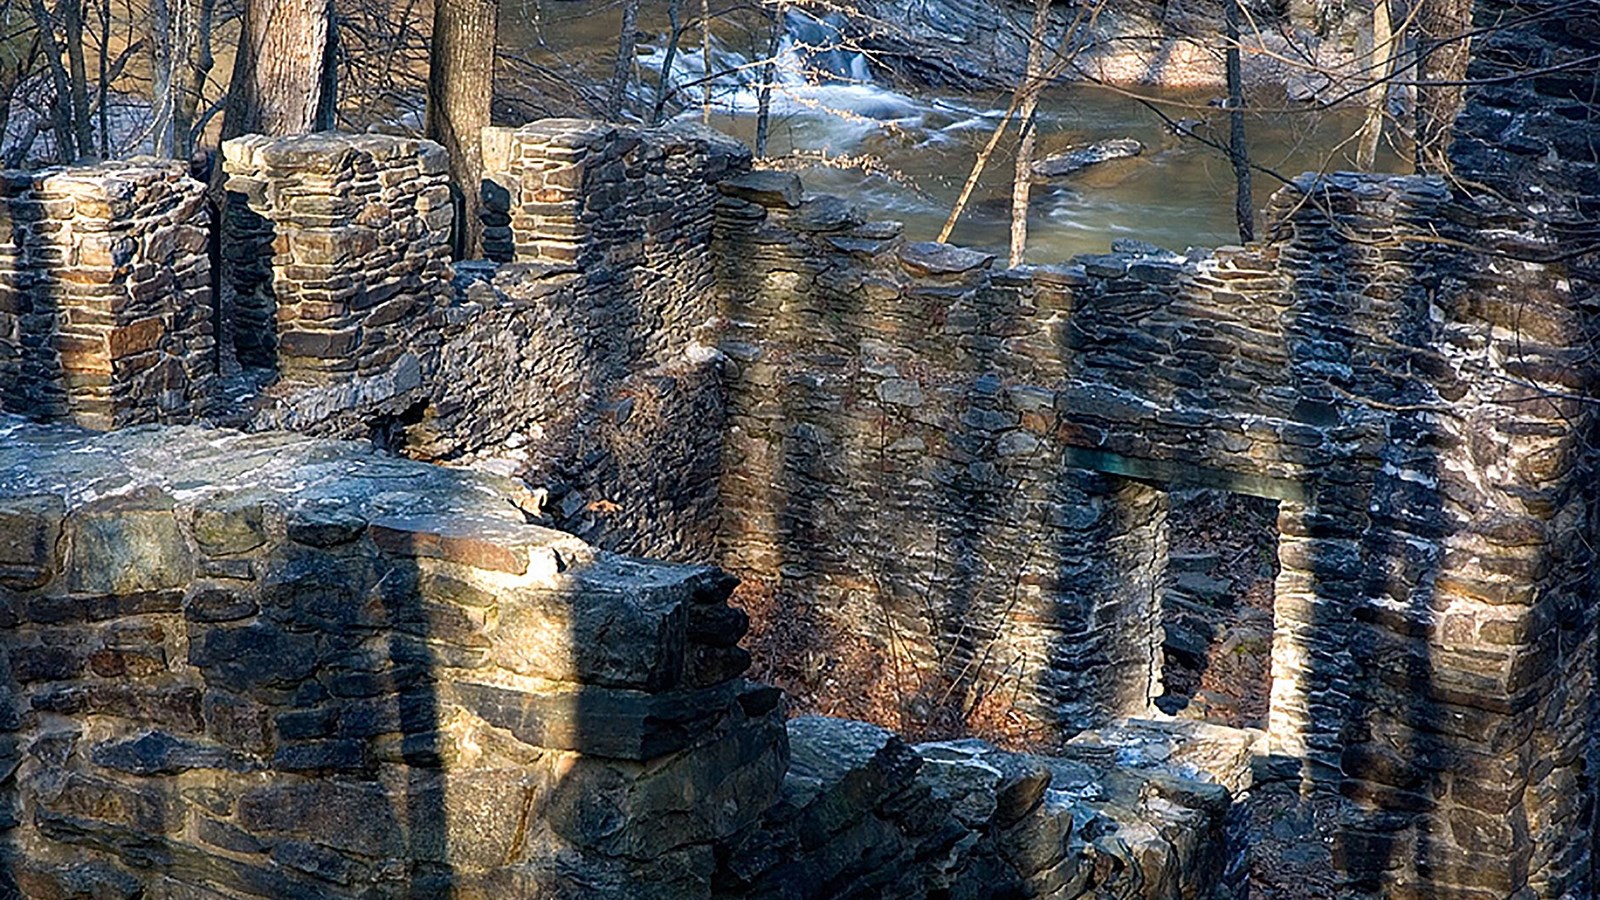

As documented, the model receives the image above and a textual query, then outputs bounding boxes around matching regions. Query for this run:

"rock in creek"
[1032,139,1144,178]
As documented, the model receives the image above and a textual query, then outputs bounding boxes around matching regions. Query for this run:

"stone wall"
[230,123,746,564]
[220,132,454,385]
[0,418,785,898]
[0,0,1589,891]
[0,161,214,430]
[706,69,1597,895]
[711,183,1172,732]
[0,418,1243,899]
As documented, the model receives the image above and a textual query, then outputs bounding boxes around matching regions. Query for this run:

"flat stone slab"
[0,416,746,693]
[0,416,594,576]
[897,241,995,277]
[718,171,804,209]
[451,678,778,759]
[1032,139,1144,177]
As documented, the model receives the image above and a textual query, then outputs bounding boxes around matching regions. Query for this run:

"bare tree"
[1008,0,1051,267]
[754,0,783,156]
[1414,0,1472,173]
[427,0,499,258]
[151,0,188,156]
[28,0,80,160]
[1354,0,1396,169]
[650,0,686,125]
[1224,0,1253,242]
[701,0,712,123]
[65,0,94,155]
[605,0,642,120]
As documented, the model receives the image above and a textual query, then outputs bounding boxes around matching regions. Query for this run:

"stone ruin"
[0,0,1594,896]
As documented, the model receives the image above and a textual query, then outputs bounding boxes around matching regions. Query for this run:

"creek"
[503,1,1409,262]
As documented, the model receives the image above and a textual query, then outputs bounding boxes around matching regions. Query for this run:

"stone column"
[221,132,454,384]
[0,161,214,429]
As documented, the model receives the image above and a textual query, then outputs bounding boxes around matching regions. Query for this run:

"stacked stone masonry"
[0,0,1592,894]
[0,161,214,430]
[0,419,1235,899]
[233,122,744,564]
[0,420,788,897]
[220,133,454,383]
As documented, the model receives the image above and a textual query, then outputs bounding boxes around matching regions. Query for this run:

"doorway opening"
[1154,487,1280,730]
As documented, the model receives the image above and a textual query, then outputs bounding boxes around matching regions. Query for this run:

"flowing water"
[502,1,1409,262]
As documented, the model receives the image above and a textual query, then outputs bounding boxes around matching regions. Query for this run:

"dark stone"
[686,603,750,647]
[783,716,923,849]
[202,692,273,754]
[897,241,995,277]
[66,492,192,594]
[450,678,753,759]
[718,171,803,209]
[91,730,256,776]
[0,494,64,588]
[24,591,182,624]
[272,840,358,885]
[10,644,83,683]
[189,623,318,692]
[198,816,268,854]
[276,707,335,740]
[31,684,204,731]
[184,585,259,622]
[272,739,368,773]
[236,781,405,857]
[258,555,369,631]
[787,196,861,233]
[191,499,268,556]
[10,860,143,900]
[286,507,368,547]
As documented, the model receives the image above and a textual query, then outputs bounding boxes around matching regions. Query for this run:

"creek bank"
[843,0,1360,94]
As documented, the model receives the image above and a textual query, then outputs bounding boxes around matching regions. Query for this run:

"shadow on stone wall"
[0,181,65,422]
[1275,176,1456,892]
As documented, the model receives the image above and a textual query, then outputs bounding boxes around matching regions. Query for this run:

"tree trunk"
[701,0,712,123]
[754,2,782,157]
[1009,0,1051,268]
[1225,0,1254,242]
[97,0,110,155]
[1355,0,1394,169]
[217,0,337,377]
[179,0,220,154]
[1414,0,1472,174]
[152,0,177,156]
[606,0,642,120]
[62,0,96,157]
[426,0,498,259]
[28,0,78,161]
[651,0,685,125]
[220,0,337,140]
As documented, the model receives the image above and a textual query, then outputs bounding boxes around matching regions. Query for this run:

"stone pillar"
[478,119,747,370]
[221,133,454,384]
[479,118,747,270]
[0,161,214,429]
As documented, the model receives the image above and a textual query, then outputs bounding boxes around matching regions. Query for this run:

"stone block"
[450,678,771,759]
[0,494,64,588]
[897,241,995,277]
[718,171,803,209]
[91,731,256,776]
[66,491,192,595]
[191,498,267,556]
